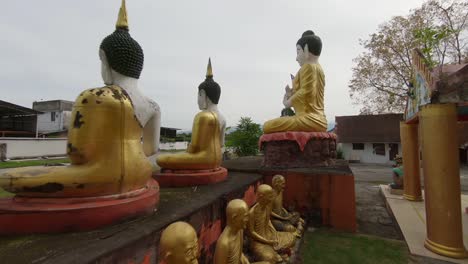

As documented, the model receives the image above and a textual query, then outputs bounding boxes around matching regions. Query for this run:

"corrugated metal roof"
[335,114,403,143]
[0,100,42,117]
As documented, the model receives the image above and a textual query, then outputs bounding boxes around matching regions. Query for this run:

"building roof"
[32,100,74,112]
[0,100,42,117]
[335,114,403,143]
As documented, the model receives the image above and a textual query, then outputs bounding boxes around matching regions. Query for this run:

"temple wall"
[0,138,67,159]
[341,142,402,164]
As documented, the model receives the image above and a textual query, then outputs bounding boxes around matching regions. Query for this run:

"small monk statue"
[263,30,327,134]
[271,175,304,234]
[215,199,269,264]
[156,59,226,170]
[247,184,297,263]
[159,221,199,264]
[0,0,161,197]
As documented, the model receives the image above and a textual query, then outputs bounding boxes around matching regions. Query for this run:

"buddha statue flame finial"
[206,57,213,78]
[116,0,129,30]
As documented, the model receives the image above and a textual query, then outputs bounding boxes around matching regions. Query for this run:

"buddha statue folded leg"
[263,114,327,134]
[157,151,220,170]
[250,242,283,263]
[0,161,151,197]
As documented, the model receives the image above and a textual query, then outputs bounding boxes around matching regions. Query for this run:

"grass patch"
[0,188,14,198]
[0,158,70,169]
[301,229,408,264]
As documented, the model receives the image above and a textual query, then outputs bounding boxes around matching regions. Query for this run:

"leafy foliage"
[225,117,263,156]
[349,0,468,114]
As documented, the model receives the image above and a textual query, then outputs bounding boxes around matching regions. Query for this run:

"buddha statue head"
[99,0,144,85]
[159,221,199,264]
[256,184,275,206]
[272,175,286,192]
[198,58,221,110]
[226,199,249,231]
[296,30,322,66]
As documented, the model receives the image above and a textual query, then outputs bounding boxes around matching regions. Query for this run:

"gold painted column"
[400,122,422,201]
[419,104,467,258]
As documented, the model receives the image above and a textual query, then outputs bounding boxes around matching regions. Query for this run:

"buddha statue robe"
[0,85,152,197]
[263,63,327,133]
[248,203,296,263]
[271,191,303,234]
[157,111,222,170]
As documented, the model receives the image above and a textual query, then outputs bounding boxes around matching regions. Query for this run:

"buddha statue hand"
[283,85,293,108]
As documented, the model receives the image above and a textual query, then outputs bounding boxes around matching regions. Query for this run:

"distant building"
[32,100,74,135]
[335,114,403,164]
[0,100,41,137]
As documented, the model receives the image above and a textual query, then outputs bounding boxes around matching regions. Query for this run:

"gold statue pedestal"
[0,179,159,235]
[260,131,337,168]
[153,167,228,187]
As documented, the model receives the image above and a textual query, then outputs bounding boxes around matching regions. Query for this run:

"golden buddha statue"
[156,59,226,170]
[0,0,161,197]
[263,30,327,134]
[247,184,297,263]
[159,221,199,264]
[271,175,304,235]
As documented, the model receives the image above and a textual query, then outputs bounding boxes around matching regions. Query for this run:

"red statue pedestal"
[153,167,228,187]
[0,179,160,235]
[259,131,338,168]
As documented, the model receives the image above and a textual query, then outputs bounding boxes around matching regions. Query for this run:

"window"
[373,143,385,156]
[352,143,364,150]
[51,112,56,122]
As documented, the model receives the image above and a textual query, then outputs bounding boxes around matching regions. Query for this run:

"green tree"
[225,117,263,156]
[349,0,468,114]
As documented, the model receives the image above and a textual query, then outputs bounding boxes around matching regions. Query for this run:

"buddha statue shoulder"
[157,59,226,170]
[247,184,297,263]
[263,30,327,134]
[159,221,199,264]
[0,0,160,197]
[270,175,304,235]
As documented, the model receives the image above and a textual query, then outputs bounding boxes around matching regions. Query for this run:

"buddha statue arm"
[289,64,315,106]
[142,104,161,156]
[214,239,230,264]
[248,209,276,245]
[271,211,291,221]
[187,112,215,153]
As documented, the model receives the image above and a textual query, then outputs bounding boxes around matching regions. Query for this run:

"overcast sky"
[1,0,423,130]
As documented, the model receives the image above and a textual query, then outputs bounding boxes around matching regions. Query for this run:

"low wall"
[0,138,67,159]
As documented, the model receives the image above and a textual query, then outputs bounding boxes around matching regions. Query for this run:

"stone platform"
[0,179,160,235]
[380,185,468,263]
[259,131,337,168]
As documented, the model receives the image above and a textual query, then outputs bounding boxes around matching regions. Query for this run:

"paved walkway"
[381,185,468,263]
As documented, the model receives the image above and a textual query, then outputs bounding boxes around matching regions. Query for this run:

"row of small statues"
[0,0,327,202]
[160,175,304,264]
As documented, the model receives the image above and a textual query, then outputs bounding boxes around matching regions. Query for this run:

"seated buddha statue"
[247,184,297,263]
[156,59,226,170]
[0,0,161,197]
[263,30,327,134]
[271,175,304,235]
[159,221,199,264]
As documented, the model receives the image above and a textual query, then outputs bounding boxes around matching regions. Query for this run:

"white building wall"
[340,142,402,165]
[159,141,188,151]
[36,111,72,133]
[0,138,67,159]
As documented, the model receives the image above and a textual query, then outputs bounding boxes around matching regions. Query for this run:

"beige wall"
[0,138,67,159]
